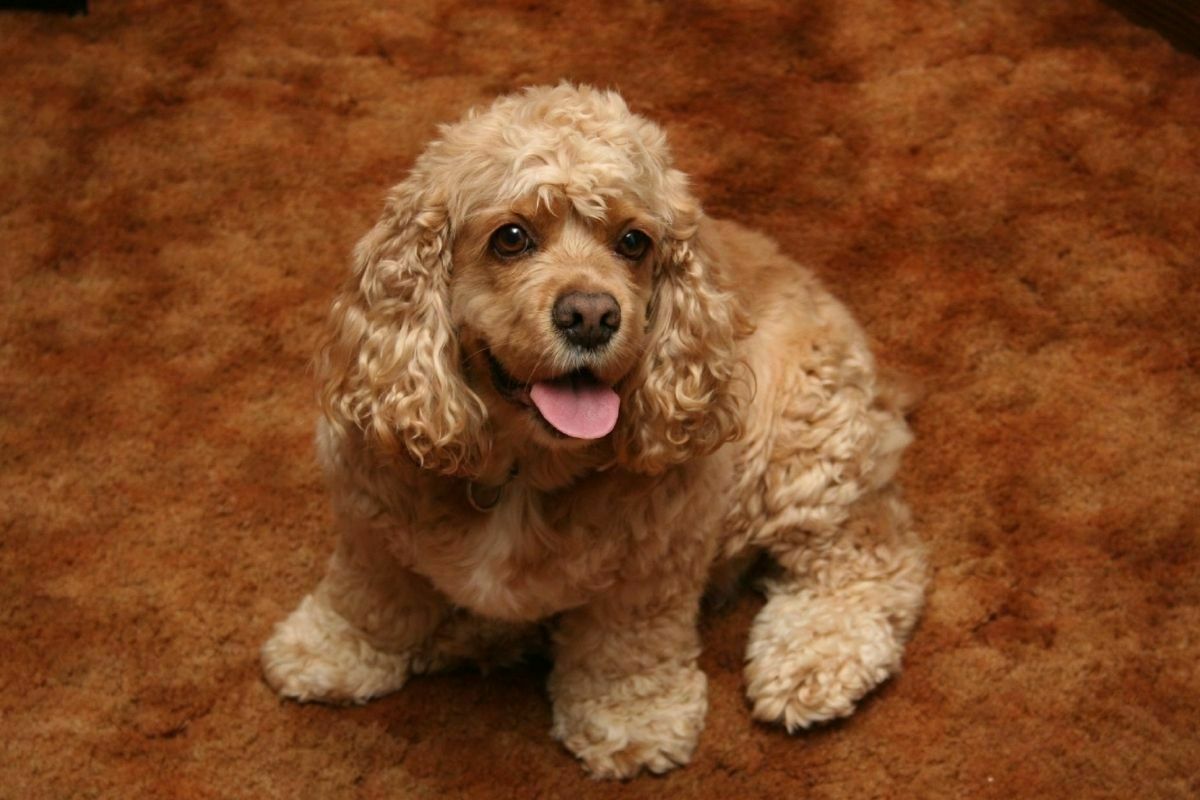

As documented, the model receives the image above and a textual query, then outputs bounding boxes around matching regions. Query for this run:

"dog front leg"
[261,513,449,704]
[548,589,707,779]
[744,487,928,730]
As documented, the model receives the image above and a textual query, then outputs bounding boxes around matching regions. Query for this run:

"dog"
[261,83,928,779]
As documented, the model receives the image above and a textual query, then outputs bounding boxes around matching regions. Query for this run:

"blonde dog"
[262,83,927,779]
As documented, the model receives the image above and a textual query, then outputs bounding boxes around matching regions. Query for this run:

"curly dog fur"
[261,83,928,779]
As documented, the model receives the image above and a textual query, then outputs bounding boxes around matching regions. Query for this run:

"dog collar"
[466,466,518,513]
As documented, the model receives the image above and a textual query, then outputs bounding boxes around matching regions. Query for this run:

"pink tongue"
[529,375,620,439]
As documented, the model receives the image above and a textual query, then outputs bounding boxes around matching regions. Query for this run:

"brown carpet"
[2,1,1198,797]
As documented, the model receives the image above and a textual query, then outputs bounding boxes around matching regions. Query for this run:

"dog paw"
[744,593,903,731]
[550,664,707,779]
[261,594,413,704]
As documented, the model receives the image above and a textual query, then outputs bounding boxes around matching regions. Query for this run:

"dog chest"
[408,486,627,622]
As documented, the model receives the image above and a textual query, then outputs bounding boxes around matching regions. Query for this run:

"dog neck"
[467,432,617,506]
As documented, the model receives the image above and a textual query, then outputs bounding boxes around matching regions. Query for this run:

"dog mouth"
[484,350,620,440]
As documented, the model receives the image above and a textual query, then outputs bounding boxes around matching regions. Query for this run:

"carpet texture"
[2,1,1198,797]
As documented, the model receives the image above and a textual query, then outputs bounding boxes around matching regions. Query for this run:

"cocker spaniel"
[262,83,928,779]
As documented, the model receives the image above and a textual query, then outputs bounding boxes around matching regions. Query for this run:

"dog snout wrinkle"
[552,291,621,349]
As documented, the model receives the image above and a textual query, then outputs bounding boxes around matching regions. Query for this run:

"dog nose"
[552,291,621,349]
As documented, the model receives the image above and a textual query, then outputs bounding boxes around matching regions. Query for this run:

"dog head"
[319,84,749,478]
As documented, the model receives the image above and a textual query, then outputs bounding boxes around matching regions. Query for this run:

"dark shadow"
[0,0,86,13]
[1102,0,1200,57]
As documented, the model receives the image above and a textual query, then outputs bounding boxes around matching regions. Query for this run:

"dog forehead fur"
[261,82,928,780]
[425,84,685,229]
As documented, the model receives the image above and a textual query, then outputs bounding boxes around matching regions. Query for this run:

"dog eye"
[491,224,532,258]
[616,230,651,261]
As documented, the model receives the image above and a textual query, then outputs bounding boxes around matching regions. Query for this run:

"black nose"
[552,291,621,349]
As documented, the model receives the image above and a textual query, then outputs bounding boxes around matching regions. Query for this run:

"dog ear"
[614,171,752,474]
[316,175,487,476]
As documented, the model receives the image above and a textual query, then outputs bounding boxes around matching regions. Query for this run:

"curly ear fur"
[615,174,753,474]
[317,177,487,476]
